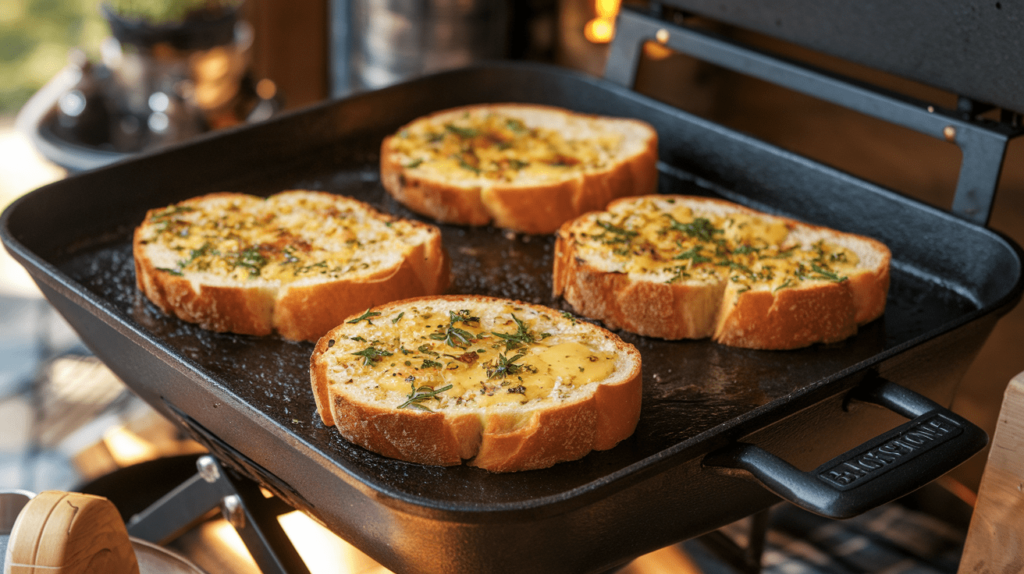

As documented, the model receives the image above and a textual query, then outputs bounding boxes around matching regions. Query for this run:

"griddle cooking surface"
[55,139,977,506]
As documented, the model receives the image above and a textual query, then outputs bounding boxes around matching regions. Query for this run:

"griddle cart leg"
[126,455,310,574]
[696,509,769,574]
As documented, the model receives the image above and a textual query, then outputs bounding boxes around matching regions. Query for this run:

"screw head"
[222,494,245,529]
[197,455,221,483]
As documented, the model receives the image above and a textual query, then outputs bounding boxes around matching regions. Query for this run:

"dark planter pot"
[101,3,238,51]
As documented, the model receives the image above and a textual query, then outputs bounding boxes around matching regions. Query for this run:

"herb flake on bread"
[380,104,659,234]
[553,195,891,350]
[310,295,642,472]
[134,190,450,342]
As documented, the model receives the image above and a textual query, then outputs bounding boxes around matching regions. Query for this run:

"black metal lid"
[658,0,1024,114]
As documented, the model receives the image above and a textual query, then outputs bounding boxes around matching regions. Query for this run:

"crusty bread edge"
[310,294,643,472]
[133,191,452,342]
[553,195,892,350]
[380,103,659,234]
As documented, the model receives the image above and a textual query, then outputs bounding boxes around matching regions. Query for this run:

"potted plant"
[101,0,243,51]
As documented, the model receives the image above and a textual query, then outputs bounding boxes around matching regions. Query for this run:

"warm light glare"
[102,426,158,467]
[278,511,393,574]
[585,18,615,43]
[584,0,621,44]
[208,520,253,563]
[595,0,621,18]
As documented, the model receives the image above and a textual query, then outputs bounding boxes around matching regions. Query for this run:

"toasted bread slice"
[310,295,642,472]
[380,103,658,234]
[134,190,450,342]
[553,195,890,350]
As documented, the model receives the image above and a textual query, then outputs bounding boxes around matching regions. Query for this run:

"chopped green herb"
[404,158,423,169]
[506,118,526,132]
[397,383,453,411]
[666,216,721,242]
[430,325,475,349]
[351,346,392,366]
[420,358,443,369]
[445,124,479,138]
[773,279,794,292]
[347,308,381,325]
[152,205,195,220]
[596,220,638,239]
[392,312,405,324]
[487,352,526,380]
[674,245,712,263]
[715,260,755,277]
[491,314,538,352]
[458,158,481,174]
[156,267,183,276]
[230,247,268,277]
[810,263,848,282]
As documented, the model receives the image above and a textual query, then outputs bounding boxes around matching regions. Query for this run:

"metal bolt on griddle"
[222,494,245,528]
[197,455,221,483]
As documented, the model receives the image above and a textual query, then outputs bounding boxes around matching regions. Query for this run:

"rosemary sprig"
[486,352,526,381]
[347,308,381,325]
[351,346,392,366]
[491,313,538,352]
[397,383,453,411]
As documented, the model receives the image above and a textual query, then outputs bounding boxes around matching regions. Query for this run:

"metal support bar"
[127,455,309,574]
[605,7,1024,227]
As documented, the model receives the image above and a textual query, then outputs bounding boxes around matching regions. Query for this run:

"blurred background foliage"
[0,0,107,114]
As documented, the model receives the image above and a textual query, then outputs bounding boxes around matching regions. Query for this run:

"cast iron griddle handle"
[701,377,987,519]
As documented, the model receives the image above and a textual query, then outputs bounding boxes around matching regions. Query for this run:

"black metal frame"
[127,455,309,574]
[605,5,1024,227]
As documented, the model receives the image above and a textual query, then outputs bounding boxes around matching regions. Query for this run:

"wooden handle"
[4,491,140,574]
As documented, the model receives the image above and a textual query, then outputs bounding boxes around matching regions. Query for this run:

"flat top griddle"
[2,63,1020,524]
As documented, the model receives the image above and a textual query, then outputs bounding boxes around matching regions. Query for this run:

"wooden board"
[959,373,1024,574]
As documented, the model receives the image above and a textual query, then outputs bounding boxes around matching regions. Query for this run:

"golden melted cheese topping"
[137,192,423,284]
[573,197,861,292]
[388,110,624,182]
[324,303,618,410]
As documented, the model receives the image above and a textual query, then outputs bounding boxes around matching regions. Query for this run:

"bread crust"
[134,191,451,342]
[309,295,643,472]
[554,195,891,350]
[380,104,658,234]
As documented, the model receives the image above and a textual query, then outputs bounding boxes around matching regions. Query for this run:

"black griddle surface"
[53,139,978,507]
